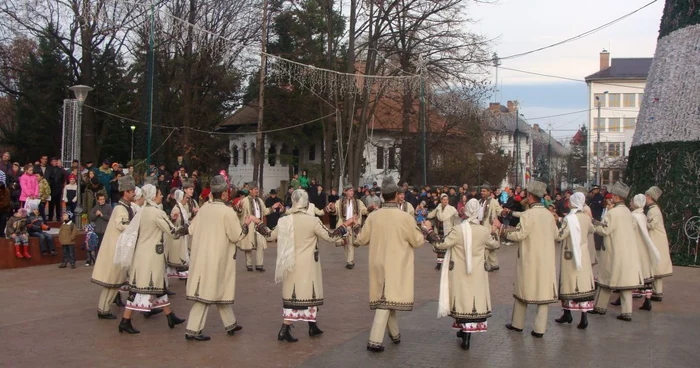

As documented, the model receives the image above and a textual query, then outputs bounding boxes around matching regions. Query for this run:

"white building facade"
[484,101,534,189]
[585,50,652,186]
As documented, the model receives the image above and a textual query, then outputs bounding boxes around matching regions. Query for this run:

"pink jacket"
[19,173,39,202]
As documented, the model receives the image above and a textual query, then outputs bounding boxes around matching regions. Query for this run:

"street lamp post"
[130,125,136,162]
[595,91,608,186]
[69,84,93,230]
[476,152,484,186]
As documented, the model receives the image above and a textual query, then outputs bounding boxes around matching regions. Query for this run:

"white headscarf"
[142,184,158,207]
[275,189,309,283]
[565,192,585,270]
[632,194,660,264]
[439,199,479,318]
[134,187,143,200]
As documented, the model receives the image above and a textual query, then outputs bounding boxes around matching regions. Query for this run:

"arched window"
[232,145,239,166]
[242,142,248,165]
[268,144,277,166]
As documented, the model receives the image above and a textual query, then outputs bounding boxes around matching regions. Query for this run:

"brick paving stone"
[1,241,699,368]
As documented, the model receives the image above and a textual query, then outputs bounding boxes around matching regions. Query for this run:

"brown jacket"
[58,222,78,245]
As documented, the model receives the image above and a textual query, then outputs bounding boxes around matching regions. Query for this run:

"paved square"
[2,242,699,367]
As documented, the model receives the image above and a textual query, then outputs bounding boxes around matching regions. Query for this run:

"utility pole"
[146,2,155,168]
[419,73,427,186]
[548,123,553,191]
[594,91,607,186]
[514,109,519,187]
[254,0,269,189]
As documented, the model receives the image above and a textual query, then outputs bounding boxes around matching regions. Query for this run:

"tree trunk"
[322,0,335,192]
[626,0,700,264]
[182,0,197,152]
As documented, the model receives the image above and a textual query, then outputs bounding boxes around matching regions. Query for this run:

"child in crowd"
[37,171,51,222]
[84,223,99,267]
[415,201,428,224]
[6,208,30,258]
[58,211,78,269]
[27,202,57,256]
[63,175,78,214]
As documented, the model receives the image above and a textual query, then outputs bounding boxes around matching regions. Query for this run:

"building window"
[593,118,605,131]
[601,169,622,185]
[242,143,248,165]
[388,147,397,170]
[592,142,604,157]
[268,144,276,166]
[594,93,607,107]
[308,144,316,161]
[623,118,636,130]
[608,118,621,132]
[604,142,626,157]
[637,93,644,106]
[431,153,443,168]
[623,93,636,108]
[608,93,621,107]
[232,145,239,166]
[376,146,384,169]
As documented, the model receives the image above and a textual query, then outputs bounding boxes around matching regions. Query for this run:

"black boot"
[118,318,140,334]
[435,263,442,270]
[113,293,125,307]
[460,332,471,350]
[143,308,163,318]
[577,312,588,329]
[639,298,652,311]
[277,324,298,342]
[555,310,573,324]
[185,334,211,341]
[308,322,324,337]
[610,297,621,306]
[227,325,243,336]
[166,312,186,329]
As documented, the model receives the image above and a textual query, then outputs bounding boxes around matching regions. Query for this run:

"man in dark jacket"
[27,203,57,255]
[264,189,285,229]
[88,193,112,248]
[48,157,66,221]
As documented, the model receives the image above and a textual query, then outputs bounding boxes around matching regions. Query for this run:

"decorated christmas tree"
[626,0,700,265]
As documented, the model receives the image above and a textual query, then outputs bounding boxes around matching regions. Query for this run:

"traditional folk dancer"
[430,199,499,350]
[427,194,460,270]
[117,184,187,334]
[589,181,644,322]
[478,185,503,272]
[184,176,257,341]
[165,190,190,279]
[575,186,597,266]
[397,190,415,216]
[90,176,135,319]
[355,177,429,353]
[645,186,672,302]
[554,192,596,329]
[326,184,369,269]
[259,189,353,342]
[624,194,660,312]
[235,181,280,272]
[503,180,558,338]
[131,187,144,213]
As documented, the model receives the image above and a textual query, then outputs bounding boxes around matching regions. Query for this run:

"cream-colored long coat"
[165,204,190,267]
[594,203,644,290]
[556,212,596,300]
[128,205,179,295]
[398,201,415,217]
[331,197,368,242]
[632,210,656,283]
[647,205,673,278]
[187,201,249,304]
[91,200,132,288]
[506,203,559,304]
[237,196,270,252]
[268,212,346,308]
[434,223,499,319]
[355,204,425,311]
[427,204,460,236]
[480,197,503,229]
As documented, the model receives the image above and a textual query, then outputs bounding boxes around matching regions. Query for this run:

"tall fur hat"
[380,176,400,195]
[527,180,547,198]
[247,181,259,189]
[343,183,353,191]
[645,186,662,202]
[210,175,228,194]
[118,175,136,192]
[610,181,631,199]
[143,175,158,186]
[182,179,194,189]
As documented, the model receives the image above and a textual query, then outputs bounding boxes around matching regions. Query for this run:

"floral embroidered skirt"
[561,299,595,312]
[452,319,488,333]
[126,293,170,312]
[283,306,319,322]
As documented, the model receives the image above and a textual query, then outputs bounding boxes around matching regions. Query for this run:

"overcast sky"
[467,0,664,141]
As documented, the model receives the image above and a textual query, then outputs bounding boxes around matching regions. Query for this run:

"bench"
[0,231,87,270]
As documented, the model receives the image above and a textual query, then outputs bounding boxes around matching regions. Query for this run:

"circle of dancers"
[89,174,672,351]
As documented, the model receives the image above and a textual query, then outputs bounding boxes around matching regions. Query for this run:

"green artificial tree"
[626,0,700,265]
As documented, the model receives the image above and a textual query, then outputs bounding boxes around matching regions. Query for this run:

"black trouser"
[49,191,62,221]
[62,245,75,265]
[0,211,9,238]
